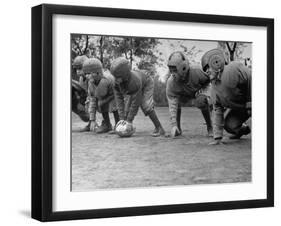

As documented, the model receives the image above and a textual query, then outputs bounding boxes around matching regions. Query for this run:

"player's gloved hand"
[116,119,125,126]
[209,138,225,145]
[125,121,133,131]
[171,126,181,138]
[115,120,135,137]
[89,120,98,132]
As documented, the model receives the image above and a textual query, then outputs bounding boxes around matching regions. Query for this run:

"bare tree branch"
[99,36,104,64]
[226,42,231,52]
[233,42,237,51]
[83,35,89,55]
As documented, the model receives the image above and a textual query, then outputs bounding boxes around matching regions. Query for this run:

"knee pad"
[142,107,154,116]
[141,98,154,116]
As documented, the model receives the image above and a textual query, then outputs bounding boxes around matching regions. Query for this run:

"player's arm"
[126,89,142,123]
[166,77,181,136]
[166,94,179,128]
[211,95,224,144]
[166,76,180,127]
[198,68,210,85]
[197,68,211,92]
[113,84,126,120]
[78,75,85,87]
[125,74,142,123]
[124,95,132,119]
[96,79,114,108]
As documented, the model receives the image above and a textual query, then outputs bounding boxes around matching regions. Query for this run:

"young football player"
[166,51,213,138]
[72,55,91,131]
[72,55,89,90]
[82,58,120,133]
[110,57,165,137]
[72,79,89,123]
[201,49,251,145]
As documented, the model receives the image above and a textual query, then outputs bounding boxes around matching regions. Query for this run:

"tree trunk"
[83,35,89,55]
[226,42,237,61]
[130,38,133,66]
[99,36,104,65]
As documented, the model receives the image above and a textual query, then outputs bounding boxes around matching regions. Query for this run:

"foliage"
[153,75,168,106]
[71,35,251,106]
[217,41,248,62]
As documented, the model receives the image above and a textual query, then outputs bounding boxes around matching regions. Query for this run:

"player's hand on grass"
[125,121,134,131]
[209,138,225,145]
[171,126,181,138]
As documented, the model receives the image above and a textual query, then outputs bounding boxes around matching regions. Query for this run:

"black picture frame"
[31,3,274,222]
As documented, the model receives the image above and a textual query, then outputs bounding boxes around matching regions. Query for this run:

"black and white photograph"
[30,3,274,222]
[0,0,278,224]
[71,34,252,191]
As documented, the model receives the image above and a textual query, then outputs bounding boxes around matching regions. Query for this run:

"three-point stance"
[166,51,213,138]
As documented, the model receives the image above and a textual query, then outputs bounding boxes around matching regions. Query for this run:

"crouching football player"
[201,49,251,145]
[82,58,120,133]
[110,57,165,137]
[72,55,91,131]
[166,51,213,138]
[72,79,89,122]
[72,55,89,90]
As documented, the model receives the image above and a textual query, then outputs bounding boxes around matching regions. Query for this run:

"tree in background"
[217,41,248,62]
[155,39,202,65]
[71,35,159,70]
[72,35,251,106]
[71,34,89,58]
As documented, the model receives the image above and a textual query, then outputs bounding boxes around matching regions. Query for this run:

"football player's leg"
[113,111,119,125]
[176,104,182,135]
[72,82,89,123]
[141,78,165,137]
[109,99,119,134]
[96,102,112,133]
[124,95,132,120]
[194,94,213,136]
[224,109,250,139]
[72,88,91,132]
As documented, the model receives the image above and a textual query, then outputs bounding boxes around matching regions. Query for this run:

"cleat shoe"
[151,127,166,137]
[78,125,90,132]
[108,125,117,134]
[229,125,251,139]
[96,120,112,134]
